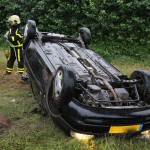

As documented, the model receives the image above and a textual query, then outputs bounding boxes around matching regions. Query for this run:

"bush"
[0,0,149,47]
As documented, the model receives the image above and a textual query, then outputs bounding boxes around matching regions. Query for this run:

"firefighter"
[4,15,24,75]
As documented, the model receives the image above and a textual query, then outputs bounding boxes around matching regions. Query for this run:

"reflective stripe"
[6,68,13,72]
[6,68,13,71]
[18,68,25,73]
[18,70,24,73]
[11,36,15,41]
[18,68,24,71]
[18,49,20,61]
[10,44,23,47]
[17,41,21,45]
[16,29,23,38]
[18,68,24,73]
[6,70,12,73]
[9,29,12,33]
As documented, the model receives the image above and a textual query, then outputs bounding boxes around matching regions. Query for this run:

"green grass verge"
[0,47,150,150]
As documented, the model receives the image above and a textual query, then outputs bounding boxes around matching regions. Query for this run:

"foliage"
[0,0,149,44]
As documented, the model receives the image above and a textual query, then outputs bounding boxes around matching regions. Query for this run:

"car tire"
[23,20,36,49]
[53,65,76,108]
[78,27,91,48]
[130,70,150,104]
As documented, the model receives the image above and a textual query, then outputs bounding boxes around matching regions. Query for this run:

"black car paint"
[24,20,150,135]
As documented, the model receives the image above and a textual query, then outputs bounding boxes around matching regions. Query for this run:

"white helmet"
[8,15,21,25]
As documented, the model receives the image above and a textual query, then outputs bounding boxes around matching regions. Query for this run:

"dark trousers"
[6,46,24,73]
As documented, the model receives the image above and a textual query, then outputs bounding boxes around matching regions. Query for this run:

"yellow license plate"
[109,124,143,134]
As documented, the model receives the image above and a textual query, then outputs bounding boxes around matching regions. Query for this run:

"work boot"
[4,72,11,75]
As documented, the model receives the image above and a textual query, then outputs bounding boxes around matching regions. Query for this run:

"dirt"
[0,114,11,129]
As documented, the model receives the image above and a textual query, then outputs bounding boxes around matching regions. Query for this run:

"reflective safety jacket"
[8,25,24,48]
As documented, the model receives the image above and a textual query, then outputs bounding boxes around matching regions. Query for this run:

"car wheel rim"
[54,70,63,98]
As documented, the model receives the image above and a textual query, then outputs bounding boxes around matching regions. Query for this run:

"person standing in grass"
[4,15,24,76]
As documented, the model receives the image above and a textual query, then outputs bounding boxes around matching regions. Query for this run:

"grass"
[0,48,150,150]
[111,55,150,77]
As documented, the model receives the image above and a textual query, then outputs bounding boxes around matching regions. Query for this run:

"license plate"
[109,124,143,134]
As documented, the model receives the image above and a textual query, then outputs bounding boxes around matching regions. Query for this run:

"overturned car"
[24,20,150,136]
